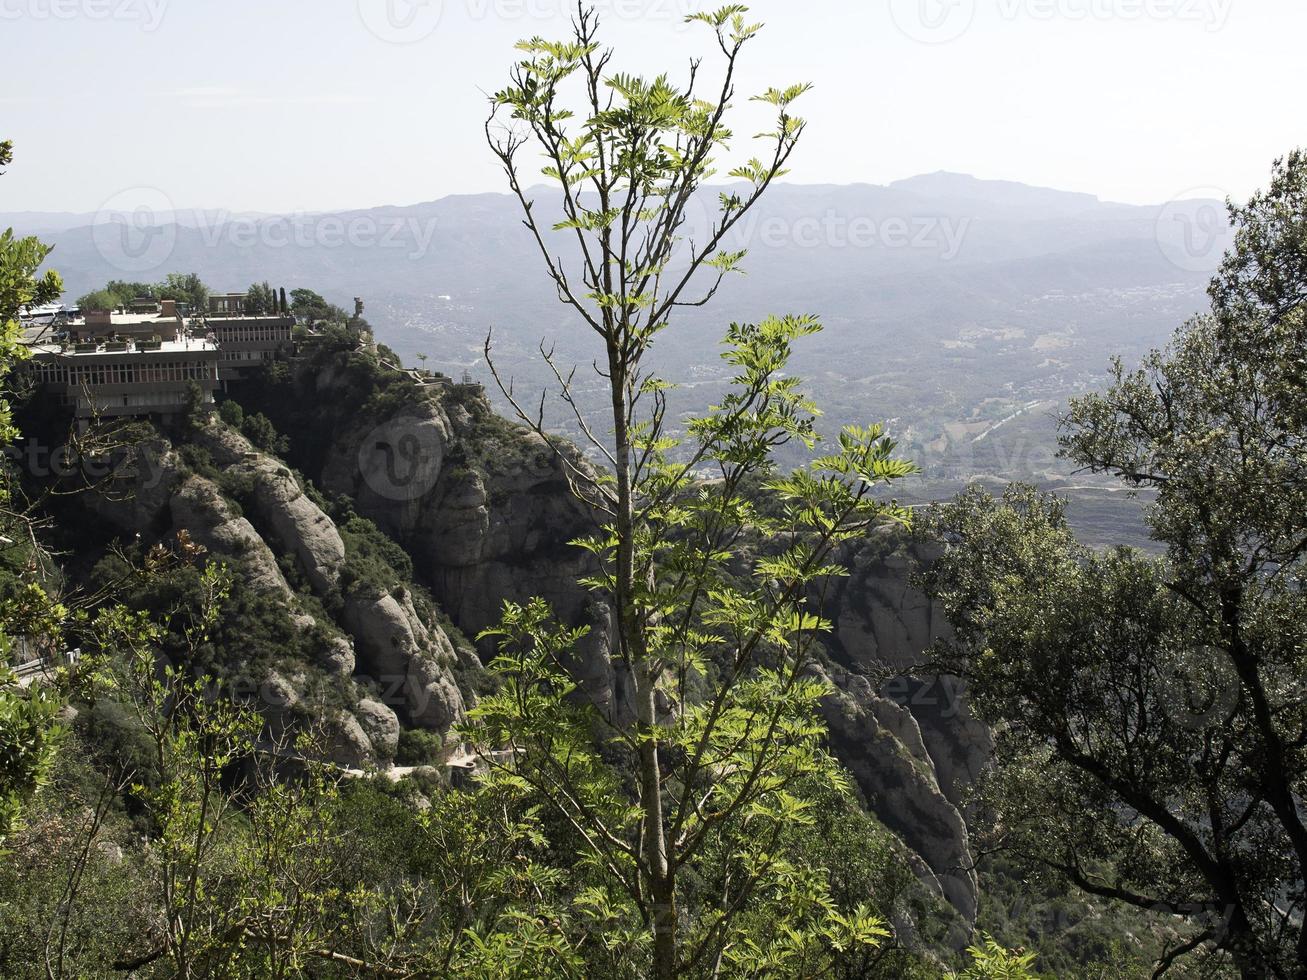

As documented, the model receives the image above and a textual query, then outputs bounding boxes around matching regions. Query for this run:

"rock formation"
[235,348,992,920]
[61,343,992,922]
[194,423,467,734]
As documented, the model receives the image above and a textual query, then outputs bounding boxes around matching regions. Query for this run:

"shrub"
[241,412,288,456]
[395,728,443,767]
[217,399,244,429]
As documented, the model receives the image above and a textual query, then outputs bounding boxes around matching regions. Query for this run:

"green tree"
[79,273,209,313]
[76,288,118,312]
[246,281,276,316]
[476,8,913,976]
[1210,148,1307,327]
[217,398,244,429]
[922,151,1307,978]
[0,138,65,851]
[104,279,159,306]
[288,288,346,327]
[240,410,289,456]
[157,272,210,312]
[37,561,380,978]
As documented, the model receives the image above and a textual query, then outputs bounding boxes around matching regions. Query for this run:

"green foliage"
[245,281,277,315]
[476,12,923,975]
[923,151,1307,978]
[216,398,244,429]
[90,540,339,697]
[947,935,1040,979]
[68,567,356,976]
[104,279,159,304]
[76,288,119,312]
[0,745,156,976]
[488,5,807,352]
[1210,148,1307,326]
[395,727,443,766]
[157,272,209,311]
[217,398,288,456]
[0,138,65,850]
[0,661,62,851]
[789,775,949,978]
[471,314,917,975]
[289,288,347,326]
[78,272,211,313]
[240,410,288,455]
[338,514,414,598]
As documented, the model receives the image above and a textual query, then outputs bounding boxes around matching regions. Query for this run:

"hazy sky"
[2,0,1304,214]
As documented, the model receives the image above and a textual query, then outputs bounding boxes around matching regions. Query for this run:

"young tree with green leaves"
[921,150,1307,978]
[54,557,393,978]
[478,7,916,976]
[947,936,1040,980]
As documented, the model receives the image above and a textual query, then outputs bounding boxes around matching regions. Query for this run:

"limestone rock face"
[241,355,992,918]
[795,533,995,923]
[198,422,468,736]
[293,614,356,677]
[324,637,357,676]
[258,670,302,739]
[170,475,292,599]
[356,698,401,760]
[72,436,183,533]
[816,664,979,922]
[321,710,375,769]
[319,399,452,536]
[309,382,627,723]
[342,591,465,732]
[816,535,993,813]
[198,426,346,594]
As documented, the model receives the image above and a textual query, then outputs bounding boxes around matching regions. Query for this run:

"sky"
[1,0,1304,215]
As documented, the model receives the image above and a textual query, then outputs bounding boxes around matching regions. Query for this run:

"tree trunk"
[608,347,676,976]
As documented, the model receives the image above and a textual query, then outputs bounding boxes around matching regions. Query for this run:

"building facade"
[208,293,248,315]
[204,314,295,379]
[25,336,220,420]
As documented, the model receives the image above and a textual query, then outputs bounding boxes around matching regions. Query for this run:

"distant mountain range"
[8,173,1236,546]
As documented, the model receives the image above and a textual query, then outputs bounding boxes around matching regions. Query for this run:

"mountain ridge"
[15,173,1232,547]
[1,172,1218,237]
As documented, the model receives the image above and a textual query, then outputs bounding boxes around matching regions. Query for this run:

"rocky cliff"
[235,346,629,724]
[59,412,468,770]
[812,536,992,922]
[45,339,989,923]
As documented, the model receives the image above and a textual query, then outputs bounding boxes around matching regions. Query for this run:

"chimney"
[160,298,178,318]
